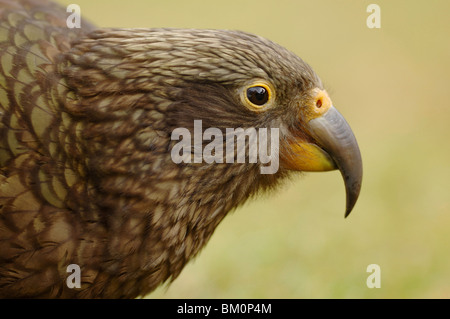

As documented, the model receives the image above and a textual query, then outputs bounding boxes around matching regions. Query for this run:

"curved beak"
[283,88,362,217]
[307,106,362,217]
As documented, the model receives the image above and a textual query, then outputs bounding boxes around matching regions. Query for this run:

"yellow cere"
[302,88,332,122]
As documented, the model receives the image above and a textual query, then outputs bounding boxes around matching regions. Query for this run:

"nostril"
[316,98,323,108]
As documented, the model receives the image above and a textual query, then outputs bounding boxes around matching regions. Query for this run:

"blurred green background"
[57,0,450,298]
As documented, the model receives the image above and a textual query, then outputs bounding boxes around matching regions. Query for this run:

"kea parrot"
[0,0,362,298]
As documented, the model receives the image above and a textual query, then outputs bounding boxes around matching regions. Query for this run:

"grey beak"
[307,106,363,217]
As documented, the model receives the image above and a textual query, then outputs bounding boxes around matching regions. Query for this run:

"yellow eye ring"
[241,81,275,111]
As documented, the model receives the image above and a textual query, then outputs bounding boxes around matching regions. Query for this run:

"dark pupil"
[247,86,269,106]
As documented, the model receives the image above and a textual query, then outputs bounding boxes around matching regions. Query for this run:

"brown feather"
[0,0,323,298]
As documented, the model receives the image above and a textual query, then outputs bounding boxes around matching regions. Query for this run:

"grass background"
[57,0,450,298]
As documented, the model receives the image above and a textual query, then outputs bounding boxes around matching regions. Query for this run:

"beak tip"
[344,204,354,218]
[343,179,362,218]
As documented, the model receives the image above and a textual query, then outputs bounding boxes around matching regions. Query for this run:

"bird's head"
[62,28,362,217]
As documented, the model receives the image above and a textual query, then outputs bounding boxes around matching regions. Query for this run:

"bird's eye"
[247,86,269,106]
[241,82,274,111]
